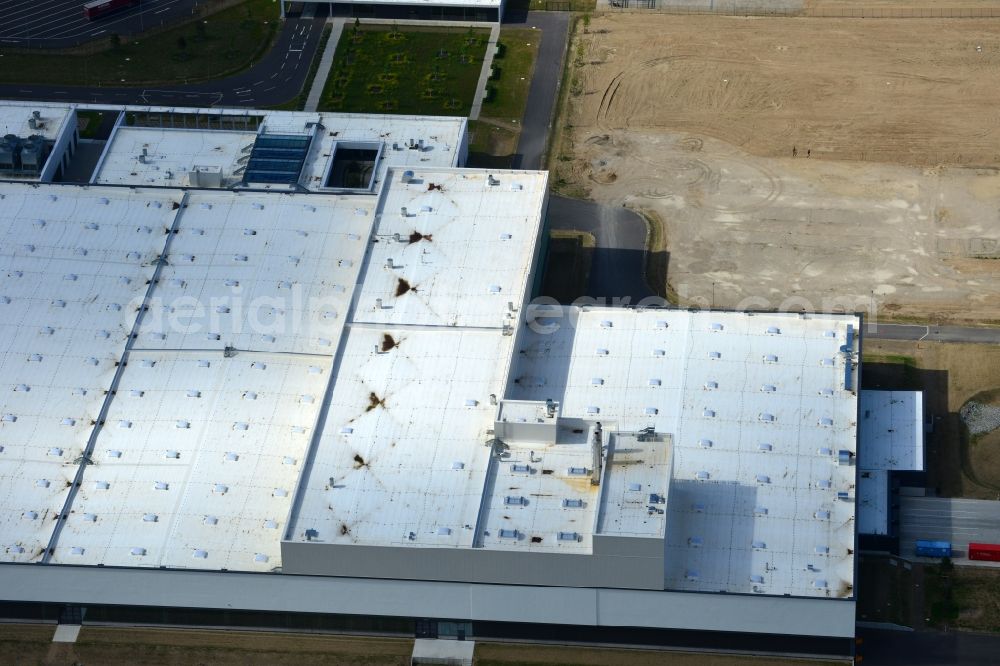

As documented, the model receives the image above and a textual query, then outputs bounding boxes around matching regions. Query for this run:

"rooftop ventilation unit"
[25,133,50,166]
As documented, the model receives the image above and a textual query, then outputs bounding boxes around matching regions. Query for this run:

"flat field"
[556,15,1000,322]
[319,25,488,116]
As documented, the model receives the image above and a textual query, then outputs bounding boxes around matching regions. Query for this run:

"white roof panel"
[136,190,375,356]
[354,168,547,328]
[51,351,329,570]
[95,127,259,188]
[857,469,889,536]
[0,183,180,562]
[507,308,860,599]
[858,390,923,471]
[287,326,511,548]
[0,103,70,143]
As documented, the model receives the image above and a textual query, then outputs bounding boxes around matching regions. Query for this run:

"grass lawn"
[0,0,279,86]
[482,29,539,122]
[467,28,540,166]
[319,24,489,116]
[77,110,108,139]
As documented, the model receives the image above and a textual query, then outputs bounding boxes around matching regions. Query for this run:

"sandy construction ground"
[558,15,1000,321]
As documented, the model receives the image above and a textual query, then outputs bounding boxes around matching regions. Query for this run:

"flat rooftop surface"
[507,309,860,598]
[858,390,924,471]
[90,107,465,191]
[94,127,259,188]
[0,103,69,143]
[0,182,181,562]
[1,160,548,570]
[286,167,550,548]
[857,469,889,536]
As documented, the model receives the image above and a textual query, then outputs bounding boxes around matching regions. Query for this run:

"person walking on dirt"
[792,146,798,157]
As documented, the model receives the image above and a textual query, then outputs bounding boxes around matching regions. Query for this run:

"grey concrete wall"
[281,540,665,590]
[593,534,663,558]
[0,563,857,638]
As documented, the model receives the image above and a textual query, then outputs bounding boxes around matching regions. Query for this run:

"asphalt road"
[509,10,569,170]
[0,10,324,107]
[859,627,1000,666]
[0,0,204,47]
[547,195,655,303]
[865,322,1000,344]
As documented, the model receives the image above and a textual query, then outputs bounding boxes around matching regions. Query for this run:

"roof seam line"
[41,190,190,563]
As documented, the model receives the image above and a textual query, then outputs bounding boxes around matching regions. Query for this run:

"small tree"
[354,17,361,31]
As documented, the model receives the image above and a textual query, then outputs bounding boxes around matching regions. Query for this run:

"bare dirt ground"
[0,625,842,665]
[0,625,413,665]
[476,642,838,665]
[556,15,1000,322]
[863,339,1000,497]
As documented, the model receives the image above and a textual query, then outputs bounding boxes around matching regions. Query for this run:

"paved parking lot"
[899,496,1000,566]
[0,0,201,46]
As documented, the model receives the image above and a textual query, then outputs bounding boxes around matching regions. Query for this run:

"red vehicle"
[969,543,1000,562]
[83,0,139,20]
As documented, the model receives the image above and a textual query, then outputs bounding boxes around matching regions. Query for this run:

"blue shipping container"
[915,540,952,558]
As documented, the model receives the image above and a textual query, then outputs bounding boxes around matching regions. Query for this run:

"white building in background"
[0,101,874,659]
[282,0,504,23]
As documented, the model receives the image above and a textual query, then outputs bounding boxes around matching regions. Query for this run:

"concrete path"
[52,625,81,643]
[303,18,347,112]
[470,25,501,120]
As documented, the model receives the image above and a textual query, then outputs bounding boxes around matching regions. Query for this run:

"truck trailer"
[83,0,139,20]
[969,543,1000,562]
[915,540,952,558]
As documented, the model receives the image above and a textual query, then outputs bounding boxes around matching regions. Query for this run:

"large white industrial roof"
[0,101,867,608]
[507,308,860,598]
[0,152,548,571]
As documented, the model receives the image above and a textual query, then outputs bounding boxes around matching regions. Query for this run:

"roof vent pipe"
[591,422,603,486]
